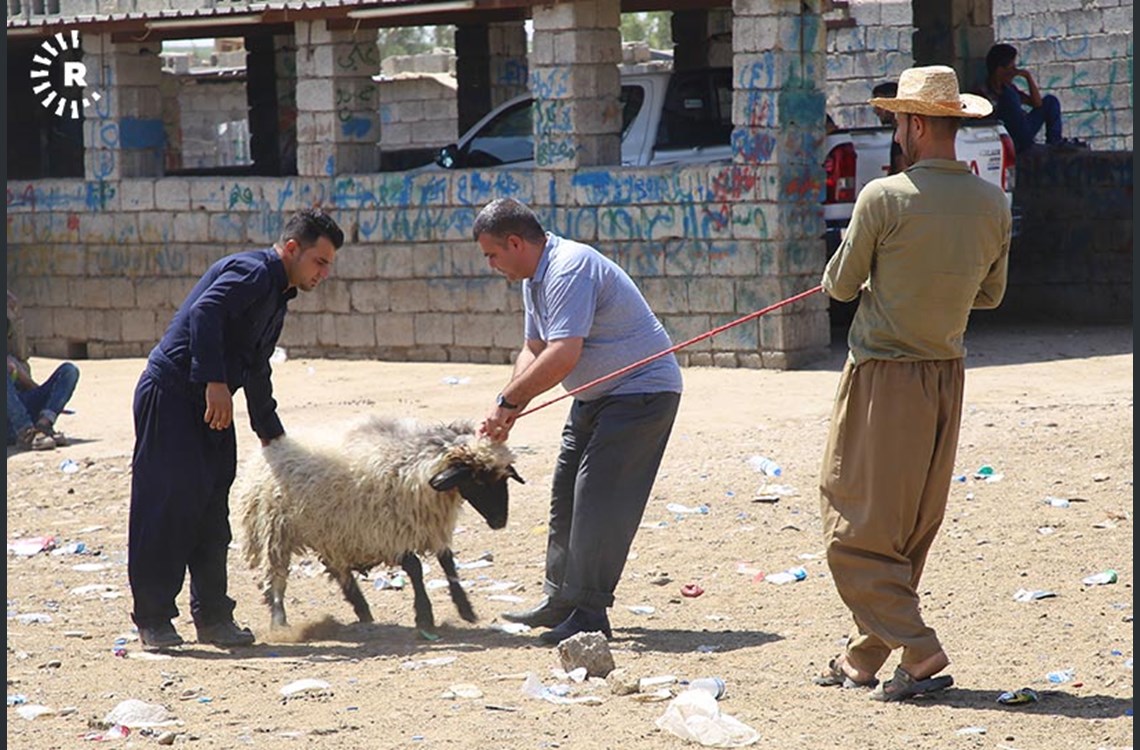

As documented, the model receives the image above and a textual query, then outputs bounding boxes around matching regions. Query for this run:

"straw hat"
[868,65,992,118]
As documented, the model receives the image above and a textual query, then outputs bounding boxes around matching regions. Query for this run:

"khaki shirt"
[823,159,1011,365]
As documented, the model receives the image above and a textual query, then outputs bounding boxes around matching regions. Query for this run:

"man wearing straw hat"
[815,66,1011,701]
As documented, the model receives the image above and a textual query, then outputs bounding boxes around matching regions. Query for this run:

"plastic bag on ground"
[655,689,760,747]
[103,699,179,728]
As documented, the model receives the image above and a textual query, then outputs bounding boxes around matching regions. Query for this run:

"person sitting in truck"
[981,44,1065,154]
[871,81,906,175]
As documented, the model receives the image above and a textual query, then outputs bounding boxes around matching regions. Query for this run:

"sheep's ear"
[507,466,525,484]
[430,463,471,491]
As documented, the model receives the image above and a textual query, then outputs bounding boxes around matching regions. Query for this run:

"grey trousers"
[543,391,681,611]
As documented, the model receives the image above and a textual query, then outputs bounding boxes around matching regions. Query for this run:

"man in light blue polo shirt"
[474,198,682,644]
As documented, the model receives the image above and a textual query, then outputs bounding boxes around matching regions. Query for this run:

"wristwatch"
[496,393,519,410]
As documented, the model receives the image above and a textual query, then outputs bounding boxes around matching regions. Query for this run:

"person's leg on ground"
[539,392,680,643]
[32,362,79,444]
[820,361,948,676]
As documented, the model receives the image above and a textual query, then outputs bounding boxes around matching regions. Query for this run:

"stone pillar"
[83,34,165,180]
[672,8,733,70]
[732,0,830,368]
[294,21,380,176]
[529,0,623,170]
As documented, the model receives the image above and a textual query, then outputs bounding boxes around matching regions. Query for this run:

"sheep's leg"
[329,567,374,623]
[437,549,477,623]
[400,552,435,632]
[265,550,291,629]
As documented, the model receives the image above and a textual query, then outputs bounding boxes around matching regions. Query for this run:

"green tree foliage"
[620,11,673,50]
[376,26,455,57]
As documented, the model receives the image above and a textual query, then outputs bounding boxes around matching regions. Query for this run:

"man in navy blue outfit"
[129,208,343,651]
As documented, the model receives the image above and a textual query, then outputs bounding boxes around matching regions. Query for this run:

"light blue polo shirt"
[523,233,683,401]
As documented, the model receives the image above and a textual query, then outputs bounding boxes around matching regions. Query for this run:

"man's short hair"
[872,81,898,98]
[986,43,1018,74]
[901,112,961,138]
[472,198,546,244]
[281,208,345,250]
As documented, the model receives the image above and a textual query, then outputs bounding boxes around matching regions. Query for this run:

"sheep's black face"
[429,464,524,530]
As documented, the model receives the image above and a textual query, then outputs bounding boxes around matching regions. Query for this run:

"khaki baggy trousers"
[820,357,964,673]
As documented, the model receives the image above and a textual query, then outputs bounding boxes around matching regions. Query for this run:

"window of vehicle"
[654,69,733,150]
[451,85,644,168]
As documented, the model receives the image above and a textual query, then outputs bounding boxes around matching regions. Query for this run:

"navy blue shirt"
[147,248,296,441]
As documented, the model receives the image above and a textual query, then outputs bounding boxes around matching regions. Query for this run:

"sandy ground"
[5,323,1133,750]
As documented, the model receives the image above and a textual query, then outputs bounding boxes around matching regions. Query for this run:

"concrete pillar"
[529,0,623,170]
[732,0,830,367]
[294,21,380,176]
[83,34,165,180]
[672,8,733,70]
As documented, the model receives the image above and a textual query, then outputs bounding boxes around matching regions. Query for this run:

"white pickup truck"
[431,66,734,170]
[823,122,1019,253]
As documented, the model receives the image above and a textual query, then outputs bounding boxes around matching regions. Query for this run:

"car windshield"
[452,85,645,168]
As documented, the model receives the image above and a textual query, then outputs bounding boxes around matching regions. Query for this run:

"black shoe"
[196,619,255,647]
[501,597,574,629]
[538,608,612,645]
[138,622,184,651]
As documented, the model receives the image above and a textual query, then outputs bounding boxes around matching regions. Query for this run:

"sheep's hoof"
[458,606,478,623]
[357,613,374,624]
[270,611,288,629]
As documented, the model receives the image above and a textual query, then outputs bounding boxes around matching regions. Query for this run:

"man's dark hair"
[281,208,345,250]
[904,113,961,138]
[872,81,898,98]
[472,198,546,244]
[986,43,1018,74]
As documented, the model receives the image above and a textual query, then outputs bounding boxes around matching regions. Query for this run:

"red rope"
[517,284,824,418]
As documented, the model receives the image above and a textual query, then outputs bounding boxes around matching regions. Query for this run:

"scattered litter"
[1043,497,1071,508]
[685,678,727,700]
[1081,570,1118,586]
[1037,526,1056,535]
[974,464,995,478]
[1091,473,1110,482]
[639,520,669,529]
[10,612,53,624]
[456,559,493,570]
[747,455,782,477]
[632,689,673,703]
[695,645,719,654]
[734,562,763,577]
[59,458,80,474]
[952,474,967,483]
[1046,668,1075,684]
[103,699,180,728]
[442,683,483,699]
[441,376,470,386]
[70,584,118,597]
[7,694,28,706]
[552,667,589,683]
[754,484,798,498]
[639,675,677,692]
[269,346,288,364]
[1013,588,1057,602]
[655,689,760,747]
[997,687,1039,705]
[486,594,525,604]
[764,567,807,585]
[401,656,457,670]
[16,704,54,720]
[627,605,656,615]
[82,724,130,741]
[957,726,987,735]
[521,673,603,706]
[666,503,709,515]
[681,583,705,598]
[371,573,406,590]
[7,536,56,556]
[51,541,87,555]
[280,679,332,697]
[488,622,530,635]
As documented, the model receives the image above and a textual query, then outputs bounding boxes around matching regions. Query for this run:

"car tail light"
[999,132,1016,192]
[824,143,856,204]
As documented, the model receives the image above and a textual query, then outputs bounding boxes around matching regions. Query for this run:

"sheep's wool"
[237,416,515,578]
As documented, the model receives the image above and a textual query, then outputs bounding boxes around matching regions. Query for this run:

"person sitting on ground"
[6,292,80,451]
[982,43,1065,154]
[871,81,907,175]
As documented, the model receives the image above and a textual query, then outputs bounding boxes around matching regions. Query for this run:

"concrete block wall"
[376,74,459,150]
[5,164,830,368]
[992,0,1132,151]
[171,77,251,169]
[823,0,1133,150]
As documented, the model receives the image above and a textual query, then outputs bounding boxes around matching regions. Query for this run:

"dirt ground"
[5,323,1133,750]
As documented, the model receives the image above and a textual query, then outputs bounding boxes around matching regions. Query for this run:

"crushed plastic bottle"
[1046,668,1075,684]
[1081,570,1118,586]
[997,687,1039,705]
[764,566,808,585]
[747,455,782,477]
[686,677,726,700]
[60,459,80,474]
[1043,496,1071,508]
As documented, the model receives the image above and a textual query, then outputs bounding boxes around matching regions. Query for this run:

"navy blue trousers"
[128,370,238,629]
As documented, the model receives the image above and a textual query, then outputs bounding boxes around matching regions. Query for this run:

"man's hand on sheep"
[204,382,233,430]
